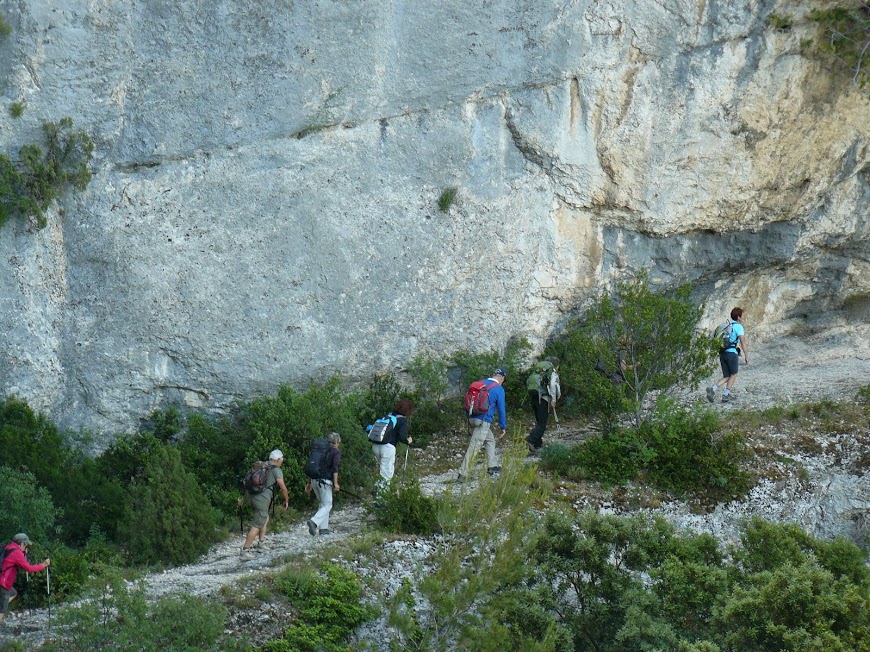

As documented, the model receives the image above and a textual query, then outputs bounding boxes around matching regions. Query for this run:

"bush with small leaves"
[121,444,222,566]
[0,117,94,229]
[269,563,377,652]
[369,475,439,535]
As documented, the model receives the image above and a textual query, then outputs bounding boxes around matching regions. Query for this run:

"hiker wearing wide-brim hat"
[0,533,50,624]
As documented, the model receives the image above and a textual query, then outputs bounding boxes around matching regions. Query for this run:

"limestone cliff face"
[0,0,867,439]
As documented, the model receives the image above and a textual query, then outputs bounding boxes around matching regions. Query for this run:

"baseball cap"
[13,533,32,545]
[269,449,284,460]
[494,368,507,378]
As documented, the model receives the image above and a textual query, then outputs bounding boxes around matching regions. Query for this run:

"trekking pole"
[46,564,51,632]
[552,403,560,432]
[403,444,410,482]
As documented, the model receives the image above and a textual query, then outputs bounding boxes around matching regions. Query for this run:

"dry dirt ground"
[2,338,869,648]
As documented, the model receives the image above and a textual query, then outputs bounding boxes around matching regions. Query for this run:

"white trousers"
[311,480,333,529]
[372,443,397,484]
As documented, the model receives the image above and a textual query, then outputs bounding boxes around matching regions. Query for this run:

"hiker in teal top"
[707,307,749,403]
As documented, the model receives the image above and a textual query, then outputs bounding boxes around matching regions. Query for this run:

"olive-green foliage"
[0,16,10,37]
[437,187,457,212]
[386,446,550,650]
[408,353,449,404]
[176,412,256,516]
[357,372,402,428]
[810,2,870,92]
[521,511,870,652]
[9,102,24,118]
[268,563,377,652]
[121,445,222,566]
[540,400,751,499]
[44,573,235,652]
[0,466,60,545]
[243,377,373,506]
[453,336,532,411]
[16,542,89,609]
[640,399,751,499]
[406,355,456,445]
[0,117,94,229]
[369,475,439,535]
[767,12,794,29]
[548,271,713,429]
[857,382,870,404]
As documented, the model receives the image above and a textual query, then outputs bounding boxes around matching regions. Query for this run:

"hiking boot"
[307,519,318,536]
[254,539,267,552]
[239,547,256,561]
[487,466,502,476]
[319,529,331,535]
[706,386,716,403]
[721,394,732,403]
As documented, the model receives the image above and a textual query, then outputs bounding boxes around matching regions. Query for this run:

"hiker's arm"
[305,479,312,494]
[332,471,340,492]
[397,417,411,446]
[739,335,748,364]
[276,478,289,509]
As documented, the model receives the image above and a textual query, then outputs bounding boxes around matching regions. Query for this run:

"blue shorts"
[720,350,739,378]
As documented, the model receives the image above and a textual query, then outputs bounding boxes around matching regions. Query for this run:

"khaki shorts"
[0,586,17,614]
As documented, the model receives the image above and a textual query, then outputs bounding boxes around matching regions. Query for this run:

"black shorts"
[720,350,739,378]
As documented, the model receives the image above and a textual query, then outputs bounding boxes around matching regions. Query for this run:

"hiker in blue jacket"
[707,307,749,403]
[458,368,507,483]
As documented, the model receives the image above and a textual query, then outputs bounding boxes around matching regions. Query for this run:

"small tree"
[555,272,713,428]
[0,466,60,544]
[122,445,221,566]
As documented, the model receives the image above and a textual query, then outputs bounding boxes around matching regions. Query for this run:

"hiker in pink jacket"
[0,533,50,624]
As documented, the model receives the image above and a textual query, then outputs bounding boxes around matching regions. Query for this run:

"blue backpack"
[367,414,398,443]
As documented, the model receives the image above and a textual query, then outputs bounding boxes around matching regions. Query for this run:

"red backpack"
[464,379,496,417]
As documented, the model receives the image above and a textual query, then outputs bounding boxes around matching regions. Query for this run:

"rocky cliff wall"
[0,0,867,440]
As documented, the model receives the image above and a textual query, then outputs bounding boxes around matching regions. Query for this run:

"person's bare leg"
[243,526,260,549]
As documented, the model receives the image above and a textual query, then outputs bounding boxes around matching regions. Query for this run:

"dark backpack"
[368,414,398,443]
[242,461,273,494]
[303,438,333,480]
[464,379,495,418]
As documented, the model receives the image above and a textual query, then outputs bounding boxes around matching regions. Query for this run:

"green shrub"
[540,401,751,499]
[0,117,94,229]
[9,102,23,118]
[0,16,10,37]
[718,561,869,651]
[17,542,90,609]
[243,377,375,505]
[548,271,713,430]
[452,336,532,411]
[45,573,232,651]
[437,187,457,212]
[356,372,402,428]
[0,466,61,544]
[766,12,794,29]
[121,445,222,566]
[528,511,870,652]
[641,399,751,499]
[539,432,648,486]
[269,563,377,652]
[810,4,870,92]
[369,475,439,535]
